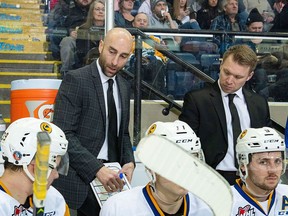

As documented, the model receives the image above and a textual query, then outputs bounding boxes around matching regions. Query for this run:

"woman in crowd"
[173,0,191,25]
[114,0,135,28]
[76,0,105,67]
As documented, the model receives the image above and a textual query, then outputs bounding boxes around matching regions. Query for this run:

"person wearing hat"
[148,0,181,45]
[232,8,264,52]
[246,8,264,32]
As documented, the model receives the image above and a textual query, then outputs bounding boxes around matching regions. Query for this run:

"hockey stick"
[33,132,51,216]
[136,135,233,216]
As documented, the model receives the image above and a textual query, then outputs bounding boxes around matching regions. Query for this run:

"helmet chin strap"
[23,164,35,182]
[23,164,52,182]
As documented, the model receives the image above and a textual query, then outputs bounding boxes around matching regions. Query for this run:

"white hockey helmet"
[236,127,286,180]
[145,120,204,161]
[1,117,69,181]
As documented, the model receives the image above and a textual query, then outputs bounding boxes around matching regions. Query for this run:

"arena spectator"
[210,0,246,54]
[243,0,275,31]
[173,0,191,25]
[129,13,167,98]
[114,0,135,28]
[270,0,288,32]
[149,0,181,47]
[76,0,105,67]
[48,0,92,61]
[197,0,222,29]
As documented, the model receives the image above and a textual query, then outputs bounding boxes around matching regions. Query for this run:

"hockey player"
[231,127,288,216]
[100,120,213,216]
[0,117,70,215]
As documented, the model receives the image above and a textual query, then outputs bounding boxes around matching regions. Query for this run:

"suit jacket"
[179,82,271,169]
[52,60,134,209]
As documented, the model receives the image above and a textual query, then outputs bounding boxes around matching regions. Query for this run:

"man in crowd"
[210,0,246,54]
[149,0,181,46]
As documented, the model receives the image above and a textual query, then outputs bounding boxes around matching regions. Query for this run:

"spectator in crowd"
[76,0,105,68]
[233,8,264,52]
[138,0,152,16]
[100,120,213,216]
[149,0,181,47]
[258,51,288,101]
[114,0,135,28]
[47,0,71,59]
[59,0,104,77]
[270,0,288,32]
[173,0,191,25]
[243,0,275,31]
[210,0,246,54]
[129,12,167,98]
[52,28,135,216]
[234,8,268,94]
[0,117,70,215]
[231,127,287,215]
[48,0,92,61]
[179,45,272,185]
[197,0,222,29]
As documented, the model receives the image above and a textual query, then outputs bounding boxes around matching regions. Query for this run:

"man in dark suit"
[52,28,135,216]
[179,45,271,185]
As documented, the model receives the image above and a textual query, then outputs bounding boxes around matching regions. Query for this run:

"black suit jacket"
[52,61,134,209]
[179,82,271,169]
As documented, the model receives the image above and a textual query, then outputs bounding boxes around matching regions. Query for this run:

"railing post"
[105,0,114,34]
[133,35,142,147]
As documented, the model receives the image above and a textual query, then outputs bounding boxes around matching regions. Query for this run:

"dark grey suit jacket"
[179,82,271,169]
[52,61,134,209]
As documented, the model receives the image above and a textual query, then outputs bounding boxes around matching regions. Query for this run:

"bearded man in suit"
[179,45,271,185]
[52,27,135,216]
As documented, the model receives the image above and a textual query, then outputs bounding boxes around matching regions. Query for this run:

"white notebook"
[90,162,131,207]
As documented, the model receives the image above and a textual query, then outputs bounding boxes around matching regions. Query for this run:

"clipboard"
[90,162,131,207]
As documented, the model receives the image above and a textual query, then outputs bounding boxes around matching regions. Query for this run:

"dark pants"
[77,187,101,216]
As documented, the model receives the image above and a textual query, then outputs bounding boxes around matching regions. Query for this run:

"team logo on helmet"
[40,122,52,134]
[239,129,247,139]
[147,124,157,135]
[13,151,22,161]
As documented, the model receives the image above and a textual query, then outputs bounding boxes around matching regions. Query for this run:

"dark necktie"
[107,79,119,161]
[228,94,241,167]
[228,94,241,145]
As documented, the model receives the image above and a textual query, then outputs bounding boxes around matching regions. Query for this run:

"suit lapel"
[91,61,106,121]
[242,88,255,126]
[210,83,228,143]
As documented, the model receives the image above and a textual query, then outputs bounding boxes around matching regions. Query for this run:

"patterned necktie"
[107,79,119,161]
[228,94,241,167]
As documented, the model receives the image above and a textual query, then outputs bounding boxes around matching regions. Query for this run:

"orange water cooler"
[10,79,62,123]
